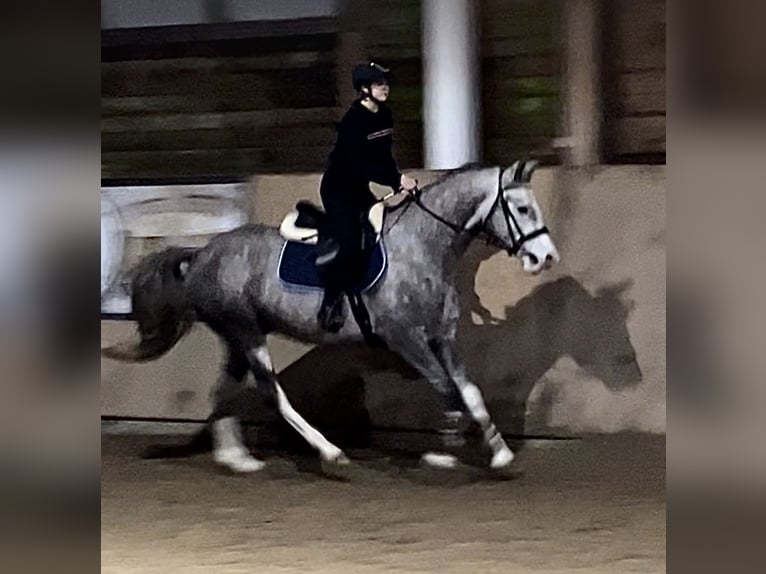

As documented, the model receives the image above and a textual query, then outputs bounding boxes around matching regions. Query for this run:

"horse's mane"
[383,162,489,215]
[419,162,487,193]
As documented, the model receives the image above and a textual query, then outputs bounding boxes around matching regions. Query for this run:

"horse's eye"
[518,206,530,215]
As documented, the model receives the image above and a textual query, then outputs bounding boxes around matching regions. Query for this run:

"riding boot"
[318,287,345,333]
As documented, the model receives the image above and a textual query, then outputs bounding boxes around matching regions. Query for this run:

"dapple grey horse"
[103,161,559,473]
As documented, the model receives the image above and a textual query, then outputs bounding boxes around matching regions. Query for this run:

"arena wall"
[101,165,665,436]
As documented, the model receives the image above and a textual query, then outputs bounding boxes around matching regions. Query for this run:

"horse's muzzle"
[522,249,559,274]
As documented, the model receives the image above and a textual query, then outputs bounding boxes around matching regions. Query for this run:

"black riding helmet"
[352,61,392,92]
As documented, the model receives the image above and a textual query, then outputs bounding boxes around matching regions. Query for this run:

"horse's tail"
[102,246,199,362]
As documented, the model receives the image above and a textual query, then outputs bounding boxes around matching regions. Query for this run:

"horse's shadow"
[455,243,643,437]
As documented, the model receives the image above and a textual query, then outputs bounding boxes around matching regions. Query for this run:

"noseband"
[411,167,550,256]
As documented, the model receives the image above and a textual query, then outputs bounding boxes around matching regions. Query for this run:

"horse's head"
[474,161,560,274]
[569,279,643,390]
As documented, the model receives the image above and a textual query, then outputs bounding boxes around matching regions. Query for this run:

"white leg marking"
[212,417,265,473]
[252,345,273,372]
[421,452,459,469]
[252,345,348,464]
[456,379,514,469]
[249,344,348,464]
[273,383,348,465]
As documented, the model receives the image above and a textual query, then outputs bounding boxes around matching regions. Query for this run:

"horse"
[102,161,560,473]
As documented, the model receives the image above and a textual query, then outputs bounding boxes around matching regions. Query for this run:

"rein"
[405,167,550,256]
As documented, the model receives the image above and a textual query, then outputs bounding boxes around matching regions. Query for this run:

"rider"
[317,61,418,332]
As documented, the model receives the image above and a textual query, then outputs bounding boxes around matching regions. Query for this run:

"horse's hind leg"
[211,346,266,472]
[245,342,350,467]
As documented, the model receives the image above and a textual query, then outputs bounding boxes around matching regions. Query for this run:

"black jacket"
[323,100,402,203]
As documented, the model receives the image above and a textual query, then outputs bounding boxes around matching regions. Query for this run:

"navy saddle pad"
[277,240,387,292]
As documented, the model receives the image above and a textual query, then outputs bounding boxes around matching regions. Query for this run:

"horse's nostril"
[545,253,554,262]
[527,254,539,265]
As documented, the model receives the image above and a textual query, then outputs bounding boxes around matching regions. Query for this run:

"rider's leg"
[317,191,364,332]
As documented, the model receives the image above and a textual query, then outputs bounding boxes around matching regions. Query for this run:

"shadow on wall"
[254,242,644,445]
[456,245,643,435]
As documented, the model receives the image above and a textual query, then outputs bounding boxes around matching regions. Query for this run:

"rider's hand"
[399,174,418,194]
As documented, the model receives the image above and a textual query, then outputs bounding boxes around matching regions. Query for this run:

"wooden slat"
[612,0,665,72]
[482,75,559,97]
[101,95,281,116]
[351,0,420,34]
[101,107,338,133]
[619,93,666,117]
[618,70,666,97]
[612,116,666,155]
[375,58,421,81]
[101,51,333,76]
[362,46,421,60]
[102,125,338,153]
[102,18,339,47]
[483,56,559,78]
[483,116,558,138]
[101,146,332,179]
[483,35,555,59]
[604,0,667,158]
[484,137,559,164]
[482,0,555,19]
[481,15,552,40]
[101,64,336,100]
[618,85,666,116]
[103,31,337,63]
[102,147,331,167]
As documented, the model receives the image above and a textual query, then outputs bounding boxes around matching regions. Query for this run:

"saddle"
[279,200,385,267]
[277,200,388,348]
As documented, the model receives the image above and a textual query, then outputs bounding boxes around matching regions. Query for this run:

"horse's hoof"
[322,449,350,466]
[214,448,266,473]
[320,451,351,479]
[421,452,459,470]
[490,447,515,470]
[335,453,351,465]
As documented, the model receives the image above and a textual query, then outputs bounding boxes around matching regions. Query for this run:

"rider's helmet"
[352,61,392,92]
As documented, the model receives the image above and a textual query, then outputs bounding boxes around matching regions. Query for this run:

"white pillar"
[422,0,480,169]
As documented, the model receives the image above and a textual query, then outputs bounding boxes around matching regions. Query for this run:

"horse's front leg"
[431,339,515,469]
[385,328,479,467]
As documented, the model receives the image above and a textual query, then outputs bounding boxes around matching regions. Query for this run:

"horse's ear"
[509,160,524,184]
[521,159,538,183]
[596,279,635,314]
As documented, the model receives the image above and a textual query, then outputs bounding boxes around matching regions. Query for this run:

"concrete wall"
[101,165,665,436]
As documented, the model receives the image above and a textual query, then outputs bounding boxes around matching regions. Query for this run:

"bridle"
[409,166,550,256]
